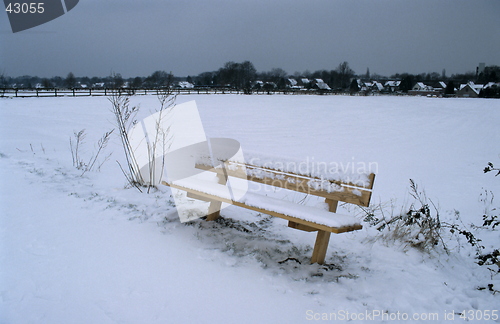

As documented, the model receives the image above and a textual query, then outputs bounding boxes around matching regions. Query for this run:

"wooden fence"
[0,87,356,98]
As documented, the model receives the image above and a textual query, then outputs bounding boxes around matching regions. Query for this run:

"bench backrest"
[196,159,375,208]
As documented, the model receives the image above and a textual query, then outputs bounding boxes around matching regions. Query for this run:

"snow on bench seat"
[167,177,362,233]
[240,193,360,229]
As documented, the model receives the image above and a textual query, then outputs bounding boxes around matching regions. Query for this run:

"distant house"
[384,80,401,92]
[252,80,264,89]
[436,81,447,90]
[254,80,278,91]
[264,82,277,89]
[481,82,500,98]
[298,78,311,88]
[412,82,430,91]
[353,80,387,93]
[357,79,368,92]
[456,82,483,98]
[287,78,300,89]
[422,81,447,94]
[483,82,499,90]
[178,81,194,89]
[408,82,445,96]
[312,79,331,90]
[371,81,384,92]
[355,80,385,93]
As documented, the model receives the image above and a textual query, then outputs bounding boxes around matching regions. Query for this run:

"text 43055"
[5,2,45,14]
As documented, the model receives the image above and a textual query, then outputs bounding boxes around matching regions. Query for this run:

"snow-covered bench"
[162,148,375,264]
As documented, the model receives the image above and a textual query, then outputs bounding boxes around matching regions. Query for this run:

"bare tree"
[109,73,124,89]
[0,70,6,88]
[64,72,76,89]
[41,78,53,89]
[267,68,288,88]
[218,61,257,89]
[336,61,355,89]
[145,70,173,89]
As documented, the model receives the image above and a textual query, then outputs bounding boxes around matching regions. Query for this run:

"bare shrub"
[70,129,86,169]
[109,75,176,192]
[477,162,500,275]
[70,129,114,176]
[362,180,447,253]
[109,95,142,189]
[359,165,500,292]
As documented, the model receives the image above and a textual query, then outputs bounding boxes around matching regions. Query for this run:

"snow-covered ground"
[1,94,499,323]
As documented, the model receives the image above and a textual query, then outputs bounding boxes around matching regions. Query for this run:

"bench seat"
[164,177,362,234]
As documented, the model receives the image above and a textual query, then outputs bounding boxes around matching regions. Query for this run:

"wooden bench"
[162,155,375,264]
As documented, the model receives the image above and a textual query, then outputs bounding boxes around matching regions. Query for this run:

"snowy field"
[1,94,499,323]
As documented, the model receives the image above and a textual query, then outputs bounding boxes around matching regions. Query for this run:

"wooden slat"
[325,199,339,213]
[162,181,362,234]
[288,221,318,232]
[245,173,372,207]
[227,161,374,189]
[186,191,215,202]
[196,163,374,207]
[366,173,376,190]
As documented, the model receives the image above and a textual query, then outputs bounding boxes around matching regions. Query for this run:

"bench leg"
[206,169,228,221]
[311,230,331,264]
[310,198,338,264]
[206,201,222,221]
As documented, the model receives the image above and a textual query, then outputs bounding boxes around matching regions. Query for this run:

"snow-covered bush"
[478,161,500,275]
[362,179,490,255]
[362,170,499,293]
[363,179,449,253]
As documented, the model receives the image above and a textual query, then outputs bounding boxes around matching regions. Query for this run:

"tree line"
[1,62,499,92]
[0,71,175,90]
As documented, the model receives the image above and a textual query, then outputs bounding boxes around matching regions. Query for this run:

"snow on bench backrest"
[195,149,375,207]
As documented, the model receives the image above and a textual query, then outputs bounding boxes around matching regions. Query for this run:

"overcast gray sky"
[1,0,499,78]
